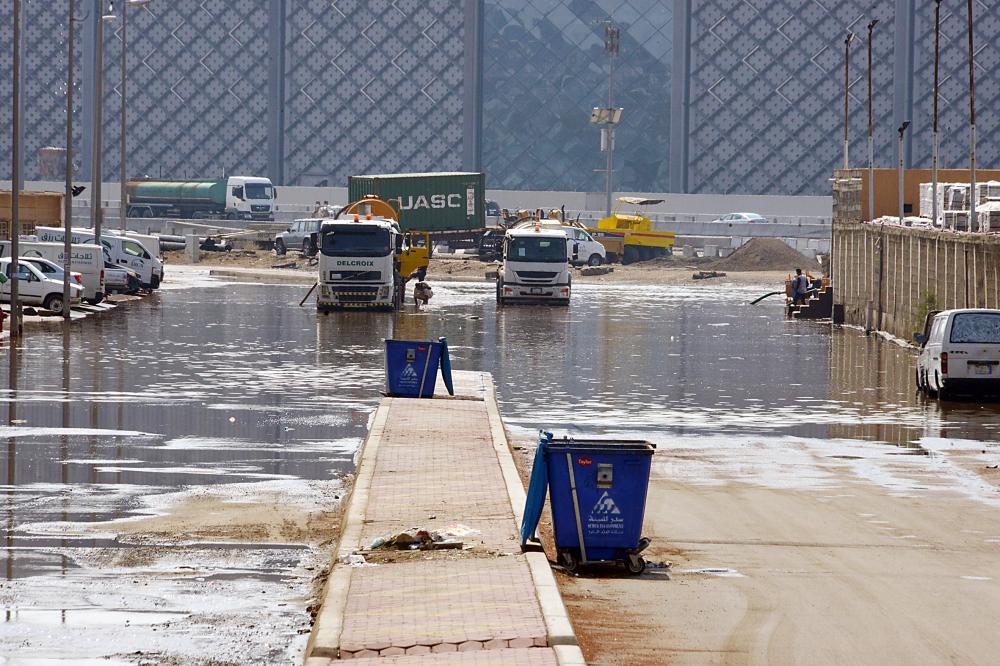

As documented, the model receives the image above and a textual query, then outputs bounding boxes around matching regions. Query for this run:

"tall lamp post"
[966,0,977,232]
[10,0,23,340]
[91,1,117,246]
[589,20,622,218]
[897,121,910,223]
[64,0,78,319]
[119,0,151,233]
[866,18,878,223]
[843,32,855,170]
[931,0,942,228]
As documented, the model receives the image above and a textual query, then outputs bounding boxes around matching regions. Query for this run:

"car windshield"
[950,313,1000,344]
[321,226,392,257]
[122,240,150,259]
[245,183,273,200]
[507,236,567,263]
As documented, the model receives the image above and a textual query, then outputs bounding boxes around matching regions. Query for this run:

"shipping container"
[348,172,485,234]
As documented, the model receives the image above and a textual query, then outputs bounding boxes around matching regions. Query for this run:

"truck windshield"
[507,236,566,263]
[245,183,273,200]
[322,226,392,257]
[950,312,1000,344]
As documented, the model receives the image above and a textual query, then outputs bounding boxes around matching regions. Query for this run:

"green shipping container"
[347,172,485,233]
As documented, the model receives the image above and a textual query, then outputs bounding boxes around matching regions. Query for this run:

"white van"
[511,221,606,266]
[0,258,83,312]
[0,240,105,304]
[916,309,1000,399]
[34,227,162,289]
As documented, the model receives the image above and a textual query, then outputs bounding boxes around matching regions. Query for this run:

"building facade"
[1,0,997,196]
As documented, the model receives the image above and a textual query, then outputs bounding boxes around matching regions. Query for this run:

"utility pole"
[91,1,116,246]
[897,121,910,223]
[65,0,77,319]
[932,0,941,228]
[119,0,128,233]
[966,0,977,232]
[10,0,23,340]
[867,19,878,223]
[603,21,619,217]
[843,32,855,170]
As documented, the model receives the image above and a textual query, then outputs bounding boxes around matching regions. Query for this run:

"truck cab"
[228,176,276,221]
[496,226,571,306]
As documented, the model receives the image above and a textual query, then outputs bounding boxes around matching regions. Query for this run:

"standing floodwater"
[2,268,998,662]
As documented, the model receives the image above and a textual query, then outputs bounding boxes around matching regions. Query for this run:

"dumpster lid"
[546,438,655,452]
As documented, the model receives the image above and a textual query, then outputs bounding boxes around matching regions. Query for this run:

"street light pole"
[603,21,619,218]
[91,1,117,246]
[10,0,23,339]
[898,121,910,223]
[843,32,855,170]
[64,0,77,320]
[932,0,941,228]
[966,0,977,232]
[867,19,878,223]
[119,0,128,233]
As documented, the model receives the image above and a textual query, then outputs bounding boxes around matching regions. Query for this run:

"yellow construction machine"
[590,197,676,264]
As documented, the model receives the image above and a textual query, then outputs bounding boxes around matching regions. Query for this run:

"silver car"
[275,219,323,256]
[710,212,768,224]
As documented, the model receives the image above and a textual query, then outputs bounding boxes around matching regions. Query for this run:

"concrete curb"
[485,380,581,662]
[305,401,391,661]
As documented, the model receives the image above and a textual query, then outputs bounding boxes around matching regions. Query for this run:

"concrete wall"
[833,221,1000,340]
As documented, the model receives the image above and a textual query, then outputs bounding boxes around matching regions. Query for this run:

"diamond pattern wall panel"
[687,1,897,195]
[483,0,672,192]
[910,2,1000,170]
[98,0,270,180]
[0,0,83,181]
[283,0,466,186]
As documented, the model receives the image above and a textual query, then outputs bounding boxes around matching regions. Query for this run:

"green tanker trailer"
[126,176,276,221]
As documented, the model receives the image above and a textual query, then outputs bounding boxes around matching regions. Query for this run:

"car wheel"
[43,294,65,314]
[275,239,286,256]
[588,254,603,267]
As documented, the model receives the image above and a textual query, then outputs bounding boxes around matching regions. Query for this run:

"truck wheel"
[43,294,65,314]
[587,254,603,267]
[226,212,237,221]
[302,239,317,257]
[623,246,639,265]
[606,252,619,264]
[275,239,286,256]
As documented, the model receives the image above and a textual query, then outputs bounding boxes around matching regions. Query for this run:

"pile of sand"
[709,238,819,272]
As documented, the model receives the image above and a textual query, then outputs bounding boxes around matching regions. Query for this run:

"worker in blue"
[792,268,810,305]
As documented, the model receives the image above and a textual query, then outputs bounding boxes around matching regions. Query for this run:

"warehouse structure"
[1,0,998,195]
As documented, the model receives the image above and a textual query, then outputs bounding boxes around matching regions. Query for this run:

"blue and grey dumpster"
[521,432,655,574]
[384,337,454,398]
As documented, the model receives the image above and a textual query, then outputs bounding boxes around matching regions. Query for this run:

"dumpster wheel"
[625,553,646,575]
[558,550,580,574]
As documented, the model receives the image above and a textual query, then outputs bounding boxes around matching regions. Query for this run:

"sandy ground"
[168,250,789,288]
[513,439,1000,665]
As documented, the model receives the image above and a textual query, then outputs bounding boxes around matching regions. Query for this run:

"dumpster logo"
[400,364,419,381]
[591,491,621,516]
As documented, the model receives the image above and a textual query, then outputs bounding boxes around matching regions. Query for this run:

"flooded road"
[2,268,999,663]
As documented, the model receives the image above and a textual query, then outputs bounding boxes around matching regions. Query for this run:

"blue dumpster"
[384,338,454,398]
[522,432,655,574]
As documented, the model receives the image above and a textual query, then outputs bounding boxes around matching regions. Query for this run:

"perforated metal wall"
[482,0,673,192]
[283,0,466,186]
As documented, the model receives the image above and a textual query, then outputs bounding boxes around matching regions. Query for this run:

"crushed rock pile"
[709,238,819,272]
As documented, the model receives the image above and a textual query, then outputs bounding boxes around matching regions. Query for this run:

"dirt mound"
[709,238,818,272]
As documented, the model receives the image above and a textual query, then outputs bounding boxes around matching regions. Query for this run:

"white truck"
[511,220,606,266]
[496,226,571,306]
[125,176,276,221]
[0,240,105,304]
[34,227,163,289]
[316,197,430,312]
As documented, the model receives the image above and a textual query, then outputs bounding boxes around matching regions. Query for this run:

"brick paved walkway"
[307,372,579,664]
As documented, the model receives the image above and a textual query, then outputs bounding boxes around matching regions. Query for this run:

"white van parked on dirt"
[0,240,105,304]
[34,227,162,289]
[916,309,1000,399]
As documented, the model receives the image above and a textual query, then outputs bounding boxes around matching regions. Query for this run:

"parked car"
[710,212,768,224]
[916,309,1000,399]
[0,258,83,312]
[17,256,84,288]
[104,262,142,295]
[275,219,323,256]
